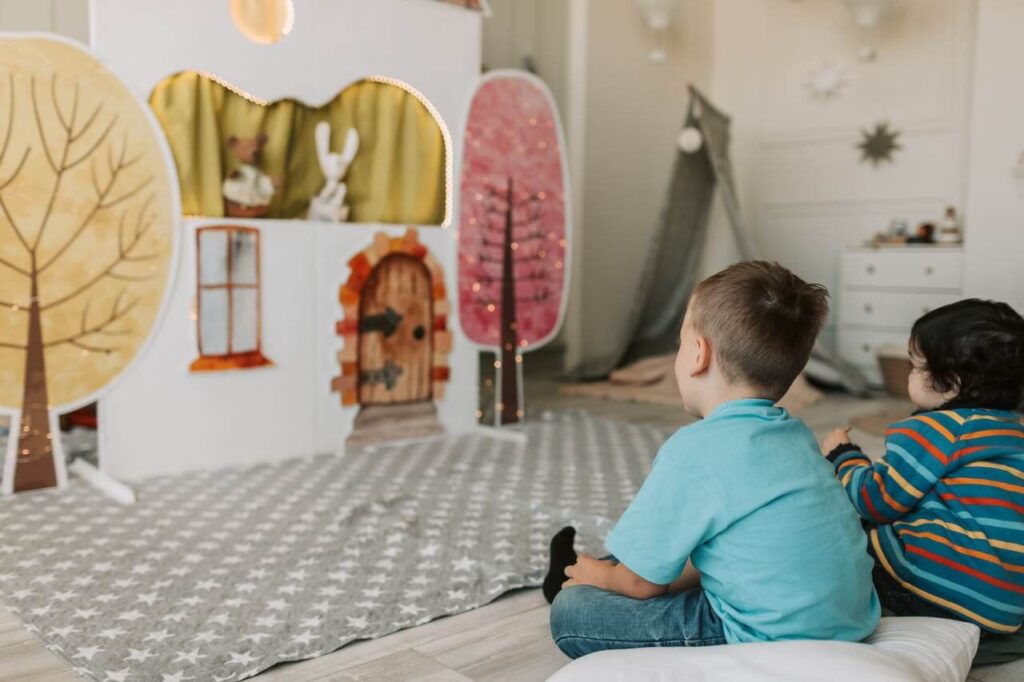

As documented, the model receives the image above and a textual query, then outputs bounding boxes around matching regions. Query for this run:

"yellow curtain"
[148,72,447,224]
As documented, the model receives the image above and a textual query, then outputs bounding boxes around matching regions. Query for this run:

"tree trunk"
[499,178,520,424]
[14,275,57,491]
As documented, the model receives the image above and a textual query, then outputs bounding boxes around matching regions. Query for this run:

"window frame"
[190,225,273,372]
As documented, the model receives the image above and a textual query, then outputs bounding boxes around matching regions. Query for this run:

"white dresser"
[838,245,964,386]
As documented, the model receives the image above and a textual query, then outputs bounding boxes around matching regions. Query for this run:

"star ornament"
[857,121,902,166]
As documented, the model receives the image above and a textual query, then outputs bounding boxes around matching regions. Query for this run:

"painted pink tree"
[458,72,569,424]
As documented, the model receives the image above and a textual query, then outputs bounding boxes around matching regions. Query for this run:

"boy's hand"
[563,554,669,600]
[821,427,852,455]
[562,554,610,589]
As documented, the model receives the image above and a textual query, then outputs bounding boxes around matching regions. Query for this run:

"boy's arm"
[667,560,701,593]
[598,437,720,594]
[563,555,669,600]
[827,415,953,524]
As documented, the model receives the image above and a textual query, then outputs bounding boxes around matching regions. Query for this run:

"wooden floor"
[5,366,1020,681]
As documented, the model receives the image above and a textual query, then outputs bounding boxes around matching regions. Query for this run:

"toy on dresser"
[223,133,278,217]
[308,121,359,222]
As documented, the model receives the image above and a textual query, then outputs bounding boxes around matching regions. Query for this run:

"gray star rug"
[0,411,667,681]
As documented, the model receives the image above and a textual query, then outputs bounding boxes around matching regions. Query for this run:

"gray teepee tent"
[570,86,866,393]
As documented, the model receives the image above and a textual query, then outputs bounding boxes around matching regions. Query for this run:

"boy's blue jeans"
[549,584,727,659]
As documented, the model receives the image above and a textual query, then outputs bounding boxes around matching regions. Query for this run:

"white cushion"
[547,617,980,682]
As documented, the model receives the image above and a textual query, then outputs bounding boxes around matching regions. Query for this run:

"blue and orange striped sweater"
[829,408,1024,633]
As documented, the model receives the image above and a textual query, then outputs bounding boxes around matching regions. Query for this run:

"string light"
[494,361,501,369]
[194,70,271,106]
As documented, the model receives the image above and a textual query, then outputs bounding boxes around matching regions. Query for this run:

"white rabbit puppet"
[308,121,359,222]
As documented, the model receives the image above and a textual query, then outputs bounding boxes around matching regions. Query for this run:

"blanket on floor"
[0,411,667,681]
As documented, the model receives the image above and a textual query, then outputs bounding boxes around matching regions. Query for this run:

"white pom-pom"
[677,127,703,153]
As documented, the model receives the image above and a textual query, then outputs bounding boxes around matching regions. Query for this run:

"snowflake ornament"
[805,62,850,100]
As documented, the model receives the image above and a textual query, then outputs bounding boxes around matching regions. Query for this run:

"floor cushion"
[547,617,980,682]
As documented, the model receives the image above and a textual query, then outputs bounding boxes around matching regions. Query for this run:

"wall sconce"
[843,0,893,61]
[636,0,673,63]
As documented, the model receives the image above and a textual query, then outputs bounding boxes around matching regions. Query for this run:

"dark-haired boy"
[547,261,880,658]
[821,299,1024,665]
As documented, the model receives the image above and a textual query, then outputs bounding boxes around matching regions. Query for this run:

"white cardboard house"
[92,0,482,481]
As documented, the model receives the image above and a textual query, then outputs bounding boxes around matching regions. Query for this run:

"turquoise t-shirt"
[606,398,880,644]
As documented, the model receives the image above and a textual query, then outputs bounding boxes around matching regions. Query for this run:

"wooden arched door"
[357,254,433,405]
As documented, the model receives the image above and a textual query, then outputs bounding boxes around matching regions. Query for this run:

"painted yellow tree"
[0,38,175,492]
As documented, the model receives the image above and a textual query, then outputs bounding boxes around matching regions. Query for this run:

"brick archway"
[331,228,451,407]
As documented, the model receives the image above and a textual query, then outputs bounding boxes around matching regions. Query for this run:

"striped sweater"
[829,408,1024,633]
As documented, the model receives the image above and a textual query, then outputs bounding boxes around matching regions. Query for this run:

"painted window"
[190,226,273,371]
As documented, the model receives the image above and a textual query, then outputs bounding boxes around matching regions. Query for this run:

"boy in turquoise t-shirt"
[547,261,880,658]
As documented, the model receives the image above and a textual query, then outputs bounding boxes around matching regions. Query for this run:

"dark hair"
[691,261,829,401]
[910,299,1024,411]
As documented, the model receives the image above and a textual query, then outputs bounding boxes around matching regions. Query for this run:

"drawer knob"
[925,266,934,275]
[863,304,873,314]
[866,265,876,274]
[862,343,871,353]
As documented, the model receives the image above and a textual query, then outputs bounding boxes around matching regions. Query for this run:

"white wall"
[0,0,89,43]
[708,0,977,343]
[963,0,1024,311]
[483,0,569,113]
[92,0,479,127]
[577,0,713,365]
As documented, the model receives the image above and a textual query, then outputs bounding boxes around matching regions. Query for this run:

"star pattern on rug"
[0,412,662,681]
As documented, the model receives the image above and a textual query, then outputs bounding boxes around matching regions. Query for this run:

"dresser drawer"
[842,250,963,290]
[839,291,959,328]
[838,328,910,367]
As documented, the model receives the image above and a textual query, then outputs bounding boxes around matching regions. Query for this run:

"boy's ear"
[690,335,712,377]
